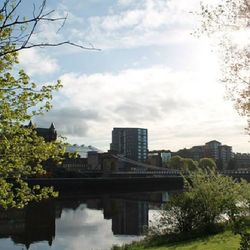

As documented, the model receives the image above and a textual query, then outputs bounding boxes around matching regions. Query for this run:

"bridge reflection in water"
[0,189,176,250]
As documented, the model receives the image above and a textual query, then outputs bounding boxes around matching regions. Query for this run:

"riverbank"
[112,230,241,250]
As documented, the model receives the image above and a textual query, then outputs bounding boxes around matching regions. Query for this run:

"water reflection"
[0,191,170,250]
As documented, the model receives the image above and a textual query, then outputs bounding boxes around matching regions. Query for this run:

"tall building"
[205,140,222,160]
[110,128,148,162]
[219,145,233,169]
[204,141,232,169]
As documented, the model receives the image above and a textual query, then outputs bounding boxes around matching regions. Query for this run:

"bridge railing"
[220,170,250,175]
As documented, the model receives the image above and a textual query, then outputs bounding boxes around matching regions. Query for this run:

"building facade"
[233,153,250,170]
[190,146,205,160]
[219,145,233,169]
[173,140,233,169]
[148,150,171,167]
[205,140,222,160]
[26,121,57,142]
[110,128,148,162]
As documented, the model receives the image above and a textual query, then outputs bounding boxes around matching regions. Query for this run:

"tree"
[198,0,250,133]
[182,158,198,172]
[168,156,183,170]
[0,0,94,209]
[198,158,216,170]
[169,156,198,172]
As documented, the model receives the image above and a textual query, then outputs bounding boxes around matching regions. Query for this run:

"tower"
[110,128,148,162]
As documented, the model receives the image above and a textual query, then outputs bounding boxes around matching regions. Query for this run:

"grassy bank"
[112,230,241,250]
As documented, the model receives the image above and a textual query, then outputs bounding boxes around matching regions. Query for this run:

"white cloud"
[35,0,205,50]
[117,0,135,7]
[34,107,100,137]
[71,0,202,49]
[44,64,249,152]
[19,48,59,76]
[27,0,249,153]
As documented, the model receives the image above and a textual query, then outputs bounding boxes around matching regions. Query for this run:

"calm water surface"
[0,190,173,250]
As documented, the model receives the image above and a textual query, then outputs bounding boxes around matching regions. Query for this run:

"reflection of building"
[110,128,148,162]
[0,192,168,248]
[111,200,148,235]
[0,200,56,249]
[0,209,25,236]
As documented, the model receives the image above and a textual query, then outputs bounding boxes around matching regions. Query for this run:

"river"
[0,186,180,250]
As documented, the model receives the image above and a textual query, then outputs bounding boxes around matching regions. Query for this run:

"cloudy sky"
[19,0,249,153]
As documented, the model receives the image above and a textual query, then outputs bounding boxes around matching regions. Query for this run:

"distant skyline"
[20,0,249,153]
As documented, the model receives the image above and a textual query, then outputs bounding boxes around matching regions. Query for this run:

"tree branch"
[0,0,100,58]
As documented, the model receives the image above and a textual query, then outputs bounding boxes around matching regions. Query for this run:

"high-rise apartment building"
[110,128,148,162]
[205,140,222,160]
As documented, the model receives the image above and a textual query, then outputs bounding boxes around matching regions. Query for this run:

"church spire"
[28,120,33,127]
[49,122,55,130]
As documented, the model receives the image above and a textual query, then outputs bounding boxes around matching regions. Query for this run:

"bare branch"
[0,41,100,57]
[0,0,100,58]
[56,13,67,34]
[2,0,22,28]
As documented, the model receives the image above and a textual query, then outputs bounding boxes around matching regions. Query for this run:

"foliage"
[198,0,250,133]
[169,156,216,172]
[198,158,216,170]
[147,168,250,244]
[0,1,65,209]
[182,158,198,171]
[239,232,250,250]
[168,156,198,172]
[168,156,183,170]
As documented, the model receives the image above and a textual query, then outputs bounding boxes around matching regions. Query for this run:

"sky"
[18,0,249,153]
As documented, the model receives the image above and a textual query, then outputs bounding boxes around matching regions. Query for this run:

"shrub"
[147,168,250,243]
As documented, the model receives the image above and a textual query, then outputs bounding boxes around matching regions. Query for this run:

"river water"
[0,189,176,250]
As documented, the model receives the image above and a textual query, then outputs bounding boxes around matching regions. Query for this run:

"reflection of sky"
[0,198,169,250]
[0,239,20,250]
[149,209,163,228]
[22,204,140,250]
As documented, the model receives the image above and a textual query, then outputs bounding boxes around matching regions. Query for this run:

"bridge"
[27,168,250,194]
[72,153,250,178]
[75,169,250,178]
[29,155,250,192]
[57,153,250,187]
